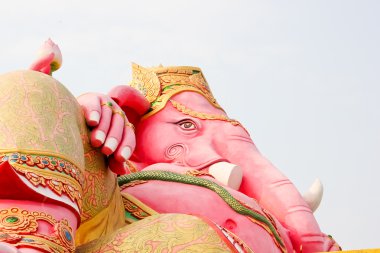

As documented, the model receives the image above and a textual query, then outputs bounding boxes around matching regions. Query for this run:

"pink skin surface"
[0,243,20,253]
[122,91,337,253]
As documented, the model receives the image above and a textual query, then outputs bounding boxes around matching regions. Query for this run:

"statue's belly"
[123,180,293,253]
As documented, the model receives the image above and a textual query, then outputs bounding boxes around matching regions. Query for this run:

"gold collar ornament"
[129,63,224,119]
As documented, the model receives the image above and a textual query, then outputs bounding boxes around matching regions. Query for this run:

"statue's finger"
[90,100,113,147]
[101,109,125,155]
[113,121,136,162]
[77,94,101,127]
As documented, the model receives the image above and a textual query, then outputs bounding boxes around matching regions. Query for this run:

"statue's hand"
[77,86,150,174]
[77,92,135,174]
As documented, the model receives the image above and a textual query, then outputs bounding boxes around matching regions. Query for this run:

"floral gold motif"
[129,63,161,104]
[122,197,151,220]
[11,163,82,210]
[0,152,84,211]
[0,152,83,183]
[14,234,71,253]
[75,214,235,253]
[0,208,74,253]
[80,149,115,222]
[129,64,224,119]
[0,208,38,234]
[0,71,87,172]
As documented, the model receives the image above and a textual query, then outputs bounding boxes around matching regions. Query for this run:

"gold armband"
[0,207,74,252]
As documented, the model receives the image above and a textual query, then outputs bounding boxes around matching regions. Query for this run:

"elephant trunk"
[213,126,331,252]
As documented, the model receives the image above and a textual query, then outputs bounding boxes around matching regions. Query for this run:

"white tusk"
[208,162,243,190]
[302,178,323,213]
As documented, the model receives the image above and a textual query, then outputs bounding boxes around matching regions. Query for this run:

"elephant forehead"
[141,91,244,131]
[171,92,226,115]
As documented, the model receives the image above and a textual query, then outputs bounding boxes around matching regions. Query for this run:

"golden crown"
[129,63,223,118]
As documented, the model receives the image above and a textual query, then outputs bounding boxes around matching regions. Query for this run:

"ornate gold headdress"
[129,63,223,118]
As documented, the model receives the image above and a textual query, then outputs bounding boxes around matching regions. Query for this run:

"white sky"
[1,0,379,250]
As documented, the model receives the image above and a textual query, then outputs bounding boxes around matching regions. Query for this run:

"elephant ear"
[108,85,150,126]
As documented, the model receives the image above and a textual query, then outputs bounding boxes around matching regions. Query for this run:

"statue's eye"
[178,120,197,130]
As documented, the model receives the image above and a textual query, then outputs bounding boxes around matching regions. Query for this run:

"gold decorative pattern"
[186,169,215,178]
[11,162,82,209]
[120,192,157,224]
[125,160,138,174]
[0,70,86,173]
[129,63,223,119]
[80,149,116,222]
[0,208,74,253]
[170,99,243,126]
[0,70,90,215]
[75,214,235,253]
[0,151,84,183]
[129,63,162,104]
[0,151,84,210]
[0,208,38,234]
[11,234,71,253]
[122,195,153,220]
[0,70,126,250]
[75,187,126,247]
[119,180,147,191]
[121,193,157,216]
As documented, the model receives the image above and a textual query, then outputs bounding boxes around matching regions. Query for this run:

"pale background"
[0,0,379,250]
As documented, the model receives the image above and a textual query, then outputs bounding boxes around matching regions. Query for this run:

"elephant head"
[109,64,338,253]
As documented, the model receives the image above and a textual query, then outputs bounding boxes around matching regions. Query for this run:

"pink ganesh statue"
[0,40,340,253]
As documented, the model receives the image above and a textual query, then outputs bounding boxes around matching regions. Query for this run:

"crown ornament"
[129,63,223,118]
